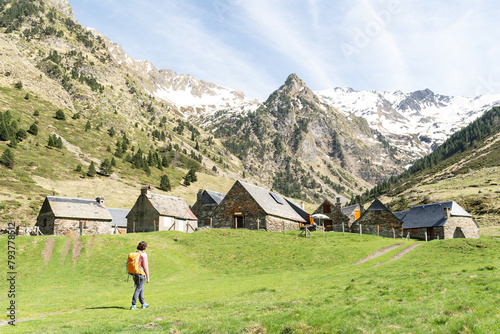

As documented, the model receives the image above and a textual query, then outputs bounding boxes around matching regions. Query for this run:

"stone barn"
[395,201,479,240]
[109,208,129,234]
[35,196,112,236]
[350,199,404,238]
[211,180,307,232]
[190,189,226,228]
[127,186,198,233]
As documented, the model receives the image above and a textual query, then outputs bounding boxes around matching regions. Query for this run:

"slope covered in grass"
[1,230,500,333]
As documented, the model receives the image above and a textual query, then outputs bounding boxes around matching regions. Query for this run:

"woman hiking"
[129,241,150,310]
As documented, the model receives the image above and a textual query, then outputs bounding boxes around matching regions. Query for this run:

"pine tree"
[100,158,113,176]
[0,122,9,141]
[87,161,96,177]
[8,136,17,148]
[160,174,171,191]
[55,136,63,149]
[0,148,15,169]
[144,164,151,177]
[111,157,116,167]
[28,123,38,135]
[47,135,55,147]
[16,129,27,141]
[85,120,91,132]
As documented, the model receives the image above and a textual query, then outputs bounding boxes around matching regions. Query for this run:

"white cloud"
[68,0,500,98]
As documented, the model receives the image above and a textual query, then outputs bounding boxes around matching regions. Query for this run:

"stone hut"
[190,189,226,228]
[313,197,350,232]
[350,199,404,238]
[395,201,479,240]
[342,204,363,225]
[35,196,112,236]
[109,208,129,234]
[211,180,307,231]
[127,186,198,233]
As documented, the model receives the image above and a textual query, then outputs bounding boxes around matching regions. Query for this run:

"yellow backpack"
[127,252,145,275]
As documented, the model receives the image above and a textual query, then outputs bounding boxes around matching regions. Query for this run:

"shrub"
[55,109,66,120]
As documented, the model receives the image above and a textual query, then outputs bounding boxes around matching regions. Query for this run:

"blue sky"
[68,0,500,100]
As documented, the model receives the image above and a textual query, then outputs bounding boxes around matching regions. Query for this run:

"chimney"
[141,185,151,196]
[301,202,305,210]
[336,196,342,208]
[96,197,105,204]
[444,207,451,218]
[197,189,204,203]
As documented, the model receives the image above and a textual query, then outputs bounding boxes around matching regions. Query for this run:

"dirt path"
[390,243,422,260]
[352,243,406,265]
[373,242,423,266]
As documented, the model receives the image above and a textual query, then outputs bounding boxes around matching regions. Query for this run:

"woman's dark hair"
[137,241,148,251]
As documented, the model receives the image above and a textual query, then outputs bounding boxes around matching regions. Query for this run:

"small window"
[269,192,284,205]
[412,228,417,234]
[323,204,331,214]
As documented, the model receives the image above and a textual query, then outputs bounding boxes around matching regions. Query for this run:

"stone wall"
[266,215,301,232]
[53,218,111,236]
[127,194,159,233]
[36,212,55,235]
[444,217,480,239]
[403,217,479,240]
[403,227,445,240]
[212,182,264,229]
[351,210,404,238]
[191,203,218,228]
[36,209,111,236]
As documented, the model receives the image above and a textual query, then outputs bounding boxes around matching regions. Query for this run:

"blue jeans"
[132,274,146,305]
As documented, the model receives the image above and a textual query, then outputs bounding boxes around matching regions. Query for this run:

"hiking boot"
[130,305,138,310]
[142,303,150,309]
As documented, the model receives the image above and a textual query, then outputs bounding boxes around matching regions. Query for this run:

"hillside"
[1,230,500,332]
[359,107,500,234]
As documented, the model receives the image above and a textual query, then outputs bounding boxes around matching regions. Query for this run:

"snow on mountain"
[316,87,500,156]
[151,70,260,123]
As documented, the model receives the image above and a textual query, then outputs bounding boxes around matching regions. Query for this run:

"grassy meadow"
[1,230,500,333]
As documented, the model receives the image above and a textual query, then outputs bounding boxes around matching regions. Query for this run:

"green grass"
[1,230,500,333]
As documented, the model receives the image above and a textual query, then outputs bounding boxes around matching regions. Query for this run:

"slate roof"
[45,196,112,221]
[200,190,226,205]
[148,193,198,220]
[237,181,307,223]
[393,210,409,221]
[108,208,129,228]
[366,199,390,211]
[396,201,472,229]
[285,198,309,222]
[342,204,360,217]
